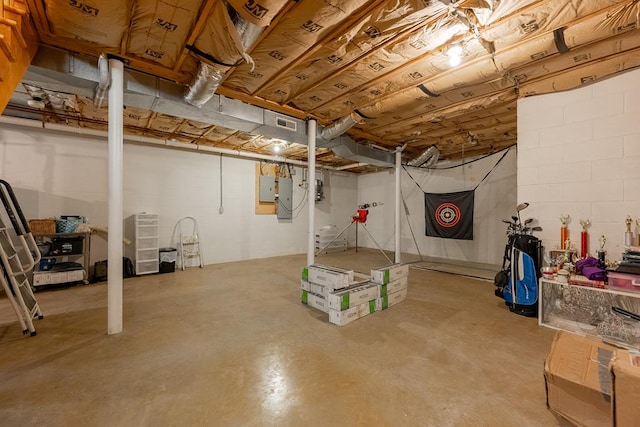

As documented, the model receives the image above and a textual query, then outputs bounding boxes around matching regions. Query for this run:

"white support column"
[395,148,402,263]
[107,58,124,335]
[307,119,317,266]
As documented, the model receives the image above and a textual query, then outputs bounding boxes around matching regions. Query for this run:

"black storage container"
[159,247,177,273]
[49,236,83,255]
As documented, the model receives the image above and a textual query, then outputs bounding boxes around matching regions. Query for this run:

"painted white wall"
[518,67,640,262]
[356,148,517,268]
[0,122,357,266]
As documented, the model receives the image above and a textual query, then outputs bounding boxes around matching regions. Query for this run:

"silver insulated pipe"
[184,3,261,107]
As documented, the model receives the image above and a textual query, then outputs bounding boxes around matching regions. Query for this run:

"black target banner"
[424,190,474,240]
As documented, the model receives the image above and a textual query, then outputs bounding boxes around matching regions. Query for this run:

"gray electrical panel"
[259,175,275,202]
[277,177,293,219]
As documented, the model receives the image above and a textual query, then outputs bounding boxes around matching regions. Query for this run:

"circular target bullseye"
[435,203,461,228]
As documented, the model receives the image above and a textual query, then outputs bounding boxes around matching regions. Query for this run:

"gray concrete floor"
[0,249,568,426]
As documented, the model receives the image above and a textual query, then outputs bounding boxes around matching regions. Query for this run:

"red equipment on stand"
[315,202,391,263]
[352,209,368,224]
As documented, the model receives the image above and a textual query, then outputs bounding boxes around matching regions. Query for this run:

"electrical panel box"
[259,175,275,202]
[277,177,293,219]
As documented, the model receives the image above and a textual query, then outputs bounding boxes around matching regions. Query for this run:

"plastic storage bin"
[607,272,640,293]
[159,247,177,273]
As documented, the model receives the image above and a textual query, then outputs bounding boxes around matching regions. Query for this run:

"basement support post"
[307,119,317,266]
[107,58,124,335]
[395,147,402,263]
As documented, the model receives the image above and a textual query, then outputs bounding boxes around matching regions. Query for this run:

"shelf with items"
[539,278,640,349]
[32,232,91,288]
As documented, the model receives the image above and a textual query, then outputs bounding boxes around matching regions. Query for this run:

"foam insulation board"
[127,0,202,67]
[44,0,129,47]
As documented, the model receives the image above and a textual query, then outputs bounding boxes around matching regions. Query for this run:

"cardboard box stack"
[544,330,640,426]
[301,263,409,326]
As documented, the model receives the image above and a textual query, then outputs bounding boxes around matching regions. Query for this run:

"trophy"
[579,218,591,258]
[625,215,634,246]
[559,214,571,250]
[597,235,607,269]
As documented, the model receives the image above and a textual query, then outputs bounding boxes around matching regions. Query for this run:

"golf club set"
[494,202,543,317]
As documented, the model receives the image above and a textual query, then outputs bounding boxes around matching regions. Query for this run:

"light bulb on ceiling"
[273,143,282,153]
[447,43,463,67]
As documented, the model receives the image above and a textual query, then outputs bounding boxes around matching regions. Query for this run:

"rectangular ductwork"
[327,136,395,167]
[11,45,395,169]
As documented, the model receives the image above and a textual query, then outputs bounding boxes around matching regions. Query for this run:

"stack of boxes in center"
[301,263,409,326]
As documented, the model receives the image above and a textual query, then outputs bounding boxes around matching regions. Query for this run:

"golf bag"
[502,247,538,317]
[494,234,542,317]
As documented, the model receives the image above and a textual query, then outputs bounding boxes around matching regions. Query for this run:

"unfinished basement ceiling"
[4,0,640,172]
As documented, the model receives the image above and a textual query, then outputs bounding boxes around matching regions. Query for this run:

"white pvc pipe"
[307,119,317,266]
[395,148,402,263]
[107,58,124,335]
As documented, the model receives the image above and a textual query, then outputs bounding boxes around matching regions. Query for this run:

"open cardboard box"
[544,331,640,426]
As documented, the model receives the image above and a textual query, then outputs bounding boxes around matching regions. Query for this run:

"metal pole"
[307,119,316,266]
[395,148,402,263]
[107,58,124,335]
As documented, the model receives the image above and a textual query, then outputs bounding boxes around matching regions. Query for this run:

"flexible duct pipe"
[407,145,439,167]
[107,58,124,335]
[184,62,226,107]
[185,4,261,107]
[94,54,110,108]
[307,119,317,267]
[318,112,363,141]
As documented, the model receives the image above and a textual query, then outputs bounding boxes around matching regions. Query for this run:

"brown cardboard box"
[611,349,640,426]
[544,331,616,427]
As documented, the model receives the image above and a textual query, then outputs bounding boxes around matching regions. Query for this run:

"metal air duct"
[407,145,440,167]
[318,111,364,141]
[184,2,261,107]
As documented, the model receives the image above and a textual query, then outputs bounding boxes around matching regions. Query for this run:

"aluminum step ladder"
[0,180,43,336]
[175,217,204,270]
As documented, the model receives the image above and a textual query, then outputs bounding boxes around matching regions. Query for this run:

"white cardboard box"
[329,300,376,326]
[378,276,408,296]
[301,290,329,313]
[328,283,379,311]
[304,265,353,291]
[375,288,408,311]
[301,280,328,297]
[371,263,409,285]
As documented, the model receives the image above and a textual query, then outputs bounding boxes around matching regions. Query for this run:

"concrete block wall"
[517,67,640,262]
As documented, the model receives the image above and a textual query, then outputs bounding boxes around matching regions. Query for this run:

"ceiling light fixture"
[271,139,289,153]
[447,43,463,67]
